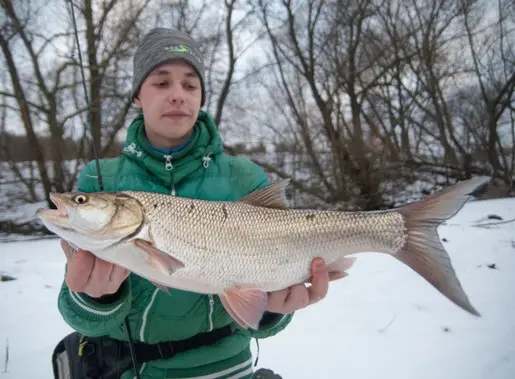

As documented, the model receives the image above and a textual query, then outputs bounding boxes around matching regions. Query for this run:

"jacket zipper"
[164,154,173,171]
[208,295,214,331]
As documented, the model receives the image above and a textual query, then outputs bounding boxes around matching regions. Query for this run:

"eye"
[74,194,88,204]
[184,81,198,90]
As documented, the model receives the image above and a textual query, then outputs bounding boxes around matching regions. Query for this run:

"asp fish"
[36,176,490,329]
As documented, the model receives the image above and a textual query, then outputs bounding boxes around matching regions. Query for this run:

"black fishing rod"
[65,1,141,378]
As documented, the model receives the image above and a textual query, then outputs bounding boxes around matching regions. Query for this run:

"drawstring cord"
[164,152,212,171]
[254,338,260,367]
[202,152,212,168]
[124,143,143,157]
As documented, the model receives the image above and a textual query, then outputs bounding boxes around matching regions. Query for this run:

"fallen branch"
[4,338,8,373]
[473,217,515,228]
[378,315,396,333]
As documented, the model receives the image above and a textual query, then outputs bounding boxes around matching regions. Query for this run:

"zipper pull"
[164,154,173,171]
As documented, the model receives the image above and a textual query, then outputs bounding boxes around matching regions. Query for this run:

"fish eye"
[74,194,88,204]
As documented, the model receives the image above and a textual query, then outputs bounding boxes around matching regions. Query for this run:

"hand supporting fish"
[61,240,130,299]
[61,239,330,314]
[266,257,329,314]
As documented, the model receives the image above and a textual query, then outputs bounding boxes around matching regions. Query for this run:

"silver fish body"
[127,190,405,292]
[36,176,491,329]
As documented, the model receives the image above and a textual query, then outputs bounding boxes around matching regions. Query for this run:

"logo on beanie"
[164,44,190,53]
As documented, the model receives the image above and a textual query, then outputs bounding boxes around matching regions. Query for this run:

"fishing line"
[65,1,140,378]
[66,0,104,191]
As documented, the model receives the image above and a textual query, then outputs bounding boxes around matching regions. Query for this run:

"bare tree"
[247,0,513,210]
[459,0,515,188]
[251,0,406,210]
[0,0,154,208]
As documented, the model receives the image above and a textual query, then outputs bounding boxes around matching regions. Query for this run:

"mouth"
[163,111,189,119]
[35,194,69,223]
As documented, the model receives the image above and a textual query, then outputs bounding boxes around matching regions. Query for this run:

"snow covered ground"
[1,196,514,379]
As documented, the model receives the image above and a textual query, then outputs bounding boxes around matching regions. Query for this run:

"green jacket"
[57,111,293,379]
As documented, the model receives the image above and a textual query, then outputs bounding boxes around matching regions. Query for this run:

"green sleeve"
[57,277,132,337]
[244,312,294,339]
[57,161,132,337]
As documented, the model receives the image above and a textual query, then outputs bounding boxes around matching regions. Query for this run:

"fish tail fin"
[394,176,491,317]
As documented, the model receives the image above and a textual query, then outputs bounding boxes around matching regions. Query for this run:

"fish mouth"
[36,193,69,224]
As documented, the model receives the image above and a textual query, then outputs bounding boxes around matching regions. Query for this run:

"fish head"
[36,192,144,251]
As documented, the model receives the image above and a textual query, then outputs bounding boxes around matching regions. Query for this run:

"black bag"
[51,324,236,379]
[51,332,133,379]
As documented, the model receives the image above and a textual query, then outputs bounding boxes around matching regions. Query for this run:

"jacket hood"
[121,110,224,188]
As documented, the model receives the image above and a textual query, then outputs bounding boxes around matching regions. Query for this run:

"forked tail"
[395,176,491,316]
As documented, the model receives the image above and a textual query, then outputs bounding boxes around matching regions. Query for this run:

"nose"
[166,84,185,104]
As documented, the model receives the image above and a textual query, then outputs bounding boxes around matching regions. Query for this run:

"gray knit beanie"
[131,27,205,106]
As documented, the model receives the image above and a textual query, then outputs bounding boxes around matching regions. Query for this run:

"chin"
[162,127,193,141]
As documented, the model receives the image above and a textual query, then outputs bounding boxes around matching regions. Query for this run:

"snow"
[1,197,514,378]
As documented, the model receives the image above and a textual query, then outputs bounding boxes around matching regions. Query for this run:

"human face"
[133,60,202,149]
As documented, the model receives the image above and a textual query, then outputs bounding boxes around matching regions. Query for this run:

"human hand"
[266,257,330,314]
[61,240,130,298]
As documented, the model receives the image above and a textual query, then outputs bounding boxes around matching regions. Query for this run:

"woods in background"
[1,0,514,213]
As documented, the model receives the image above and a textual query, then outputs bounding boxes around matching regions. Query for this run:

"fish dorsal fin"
[240,179,290,209]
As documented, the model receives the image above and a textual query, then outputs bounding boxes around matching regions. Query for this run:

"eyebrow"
[150,69,198,79]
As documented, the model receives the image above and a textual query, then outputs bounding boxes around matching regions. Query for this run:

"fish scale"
[125,190,407,291]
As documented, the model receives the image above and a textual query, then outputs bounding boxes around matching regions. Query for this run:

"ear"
[133,95,142,108]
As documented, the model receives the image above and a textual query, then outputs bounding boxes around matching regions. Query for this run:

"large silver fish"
[36,176,490,329]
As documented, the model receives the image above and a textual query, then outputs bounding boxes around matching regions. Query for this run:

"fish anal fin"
[240,179,290,209]
[132,238,185,275]
[327,257,356,281]
[220,287,269,330]
[303,257,356,283]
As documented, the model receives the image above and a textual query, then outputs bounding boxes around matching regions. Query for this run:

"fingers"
[307,257,329,305]
[65,249,95,292]
[87,258,114,297]
[62,241,128,298]
[283,284,310,313]
[110,265,130,286]
[266,288,289,313]
[109,265,130,293]
[266,257,331,314]
[61,240,76,261]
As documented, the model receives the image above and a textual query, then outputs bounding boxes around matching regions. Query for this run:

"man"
[57,27,330,379]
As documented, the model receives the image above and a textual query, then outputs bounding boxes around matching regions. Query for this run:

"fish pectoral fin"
[239,179,290,209]
[150,281,171,295]
[132,238,185,275]
[220,287,269,330]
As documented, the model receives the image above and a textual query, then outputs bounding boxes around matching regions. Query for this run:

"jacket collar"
[121,110,224,187]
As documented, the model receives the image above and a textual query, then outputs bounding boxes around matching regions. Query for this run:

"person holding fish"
[53,27,331,379]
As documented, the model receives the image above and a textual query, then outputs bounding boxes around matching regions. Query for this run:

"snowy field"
[1,196,514,379]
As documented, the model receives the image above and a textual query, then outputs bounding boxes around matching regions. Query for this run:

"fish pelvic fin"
[220,287,269,330]
[395,176,491,317]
